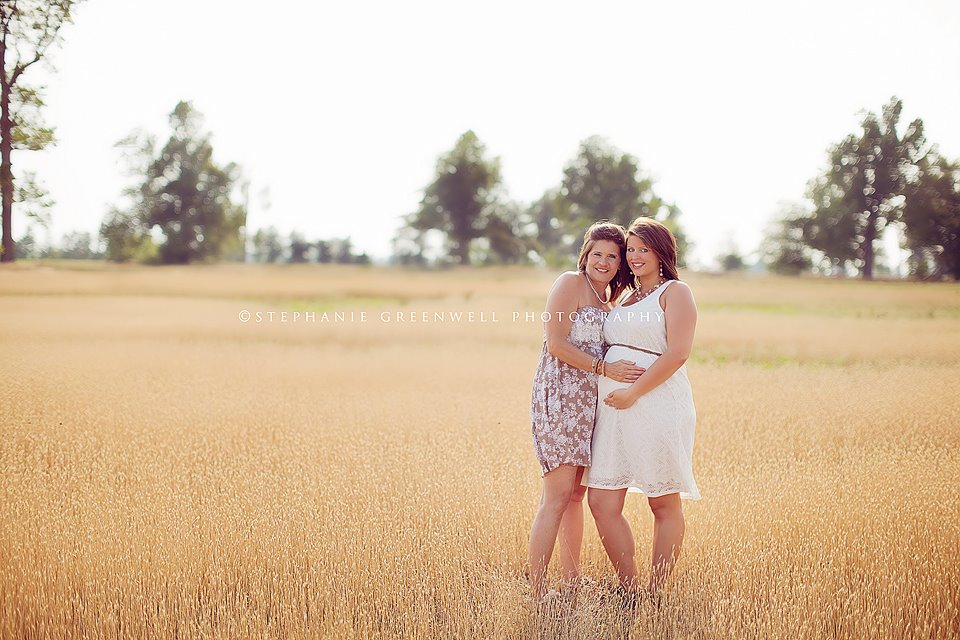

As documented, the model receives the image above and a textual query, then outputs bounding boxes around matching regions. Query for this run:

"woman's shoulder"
[661,279,696,308]
[551,270,584,291]
[546,270,587,305]
[664,279,692,294]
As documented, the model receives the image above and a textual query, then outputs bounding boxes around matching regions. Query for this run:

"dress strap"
[655,279,676,298]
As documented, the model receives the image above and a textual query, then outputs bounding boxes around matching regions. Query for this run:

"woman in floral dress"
[528,221,645,601]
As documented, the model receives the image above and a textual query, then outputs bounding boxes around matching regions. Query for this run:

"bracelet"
[590,357,598,374]
[601,361,606,378]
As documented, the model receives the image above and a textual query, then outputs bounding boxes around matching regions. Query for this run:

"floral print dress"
[530,305,606,476]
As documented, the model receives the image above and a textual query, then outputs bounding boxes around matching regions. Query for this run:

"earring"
[659,263,663,278]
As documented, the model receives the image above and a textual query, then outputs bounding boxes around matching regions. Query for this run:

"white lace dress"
[584,280,701,500]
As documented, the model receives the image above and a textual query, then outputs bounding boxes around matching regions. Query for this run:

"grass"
[1,262,958,639]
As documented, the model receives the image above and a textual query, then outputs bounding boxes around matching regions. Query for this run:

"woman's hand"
[603,388,638,410]
[604,359,645,384]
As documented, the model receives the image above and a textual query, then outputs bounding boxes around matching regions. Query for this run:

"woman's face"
[626,234,660,279]
[585,239,621,285]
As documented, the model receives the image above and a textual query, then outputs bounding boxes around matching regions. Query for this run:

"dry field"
[1,261,959,639]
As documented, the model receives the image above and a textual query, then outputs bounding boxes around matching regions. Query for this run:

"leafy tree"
[527,189,568,265]
[719,251,745,272]
[103,101,246,264]
[406,130,507,265]
[550,136,690,265]
[315,239,333,264]
[561,136,648,230]
[250,226,284,263]
[803,97,922,279]
[57,230,97,259]
[14,225,36,258]
[333,237,355,264]
[481,201,532,264]
[100,208,155,262]
[288,230,310,263]
[761,204,813,275]
[390,224,428,266]
[902,153,960,279]
[1,0,85,262]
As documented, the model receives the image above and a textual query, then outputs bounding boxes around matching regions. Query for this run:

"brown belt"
[606,343,662,357]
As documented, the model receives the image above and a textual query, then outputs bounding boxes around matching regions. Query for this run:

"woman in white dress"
[585,216,701,599]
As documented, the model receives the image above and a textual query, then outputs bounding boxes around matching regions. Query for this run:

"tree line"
[394,132,688,268]
[0,3,956,278]
[100,101,370,266]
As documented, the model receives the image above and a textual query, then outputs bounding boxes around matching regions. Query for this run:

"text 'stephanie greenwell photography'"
[1,1,959,638]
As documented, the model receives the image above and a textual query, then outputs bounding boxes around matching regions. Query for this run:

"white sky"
[17,0,960,268]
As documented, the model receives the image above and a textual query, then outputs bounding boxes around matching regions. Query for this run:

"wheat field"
[1,261,958,639]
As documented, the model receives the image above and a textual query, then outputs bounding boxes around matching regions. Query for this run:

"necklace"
[584,271,610,305]
[633,277,666,303]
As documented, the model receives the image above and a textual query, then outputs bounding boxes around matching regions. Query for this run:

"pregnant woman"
[586,216,701,600]
[528,222,645,603]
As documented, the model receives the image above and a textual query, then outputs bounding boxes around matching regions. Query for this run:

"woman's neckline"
[617,279,674,309]
[578,303,610,313]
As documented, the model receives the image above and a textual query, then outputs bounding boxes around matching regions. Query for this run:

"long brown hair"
[626,217,680,285]
[577,221,629,302]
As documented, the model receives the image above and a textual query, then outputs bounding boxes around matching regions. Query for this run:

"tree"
[547,136,690,264]
[288,230,310,263]
[333,237,354,264]
[1,0,84,262]
[406,130,505,265]
[481,201,531,264]
[761,204,813,275]
[103,101,246,264]
[803,97,921,279]
[902,153,960,279]
[250,226,283,263]
[315,239,333,264]
[719,251,745,272]
[561,136,648,231]
[57,230,97,259]
[100,208,155,262]
[14,224,36,258]
[390,225,427,266]
[527,189,568,265]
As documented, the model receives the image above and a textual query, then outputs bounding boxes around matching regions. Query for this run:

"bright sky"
[18,0,960,268]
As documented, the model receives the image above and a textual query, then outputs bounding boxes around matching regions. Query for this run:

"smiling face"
[585,239,622,286]
[626,234,660,279]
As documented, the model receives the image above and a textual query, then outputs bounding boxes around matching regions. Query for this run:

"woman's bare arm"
[544,272,643,382]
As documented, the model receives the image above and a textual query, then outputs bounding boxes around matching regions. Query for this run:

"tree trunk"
[0,45,14,263]
[455,240,470,265]
[862,207,877,280]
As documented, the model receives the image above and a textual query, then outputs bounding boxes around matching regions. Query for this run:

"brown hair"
[577,221,629,302]
[626,216,680,285]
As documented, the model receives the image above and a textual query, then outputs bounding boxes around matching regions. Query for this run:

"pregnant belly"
[601,345,657,394]
[600,345,693,402]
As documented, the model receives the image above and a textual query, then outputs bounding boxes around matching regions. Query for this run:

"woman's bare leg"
[587,487,637,589]
[557,467,586,585]
[528,465,578,598]
[647,492,684,594]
